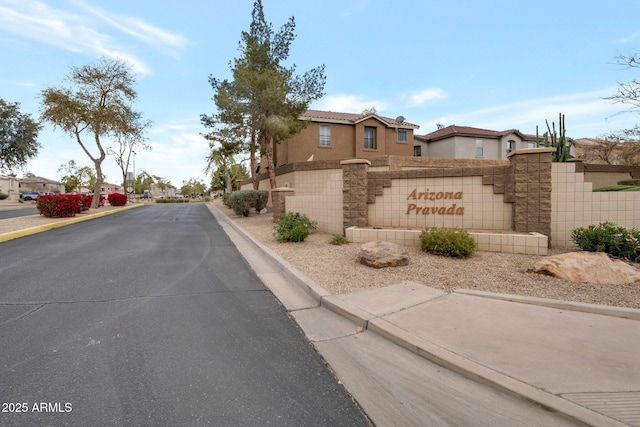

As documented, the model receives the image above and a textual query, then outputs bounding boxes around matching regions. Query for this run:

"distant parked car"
[19,191,41,201]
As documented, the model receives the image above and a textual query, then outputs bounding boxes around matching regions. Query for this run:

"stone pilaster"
[270,188,294,223]
[507,148,555,242]
[341,159,371,230]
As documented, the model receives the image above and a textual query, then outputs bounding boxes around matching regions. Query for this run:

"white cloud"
[408,88,446,107]
[0,0,187,75]
[313,94,388,114]
[75,0,188,59]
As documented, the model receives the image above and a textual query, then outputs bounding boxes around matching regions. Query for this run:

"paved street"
[0,205,37,219]
[0,204,369,426]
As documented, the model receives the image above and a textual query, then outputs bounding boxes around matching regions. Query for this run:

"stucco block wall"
[367,176,512,231]
[283,169,343,235]
[583,172,632,190]
[551,163,640,247]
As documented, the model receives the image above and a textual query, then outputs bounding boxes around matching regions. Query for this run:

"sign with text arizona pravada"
[405,188,465,215]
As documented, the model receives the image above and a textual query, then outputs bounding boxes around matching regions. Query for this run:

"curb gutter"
[208,203,628,427]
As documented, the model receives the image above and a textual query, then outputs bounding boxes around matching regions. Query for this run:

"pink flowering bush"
[36,194,81,218]
[107,193,128,206]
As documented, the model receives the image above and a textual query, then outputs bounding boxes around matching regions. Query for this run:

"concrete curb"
[454,289,640,321]
[0,203,144,244]
[207,203,629,427]
[368,318,626,427]
[206,203,330,303]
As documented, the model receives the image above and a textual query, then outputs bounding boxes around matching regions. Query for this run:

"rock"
[533,252,640,285]
[359,241,409,269]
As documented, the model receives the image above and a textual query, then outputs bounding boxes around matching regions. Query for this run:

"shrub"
[329,235,347,245]
[222,193,231,207]
[571,221,640,262]
[274,212,317,243]
[228,190,269,217]
[36,194,81,218]
[0,193,8,200]
[419,227,476,258]
[107,193,128,206]
[593,185,640,192]
[155,198,190,203]
[618,179,640,186]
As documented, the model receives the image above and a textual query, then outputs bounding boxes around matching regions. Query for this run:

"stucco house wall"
[275,110,418,167]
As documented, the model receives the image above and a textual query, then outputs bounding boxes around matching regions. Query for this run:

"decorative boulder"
[359,241,409,269]
[533,252,640,285]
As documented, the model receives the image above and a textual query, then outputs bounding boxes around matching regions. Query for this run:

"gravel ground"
[213,201,640,310]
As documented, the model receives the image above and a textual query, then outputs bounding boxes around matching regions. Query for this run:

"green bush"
[571,221,640,262]
[156,198,190,203]
[419,227,476,258]
[274,212,317,243]
[0,193,8,200]
[617,179,640,186]
[593,185,640,192]
[222,193,231,207]
[329,235,347,245]
[228,190,269,217]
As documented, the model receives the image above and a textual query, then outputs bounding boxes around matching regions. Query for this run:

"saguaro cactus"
[536,113,573,162]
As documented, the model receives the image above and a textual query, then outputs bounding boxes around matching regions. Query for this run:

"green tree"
[135,169,154,195]
[58,161,98,193]
[204,126,249,194]
[180,178,206,198]
[0,98,42,173]
[205,0,326,189]
[40,58,142,208]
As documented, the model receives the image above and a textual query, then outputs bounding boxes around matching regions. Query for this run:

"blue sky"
[1,0,639,187]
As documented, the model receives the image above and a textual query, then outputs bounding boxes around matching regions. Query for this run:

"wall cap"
[340,159,371,166]
[272,187,295,192]
[507,147,556,158]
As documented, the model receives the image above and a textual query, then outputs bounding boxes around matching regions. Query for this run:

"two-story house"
[18,176,65,194]
[414,125,539,160]
[273,109,420,166]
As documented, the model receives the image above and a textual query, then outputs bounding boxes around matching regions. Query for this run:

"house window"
[527,142,536,148]
[475,139,484,157]
[507,140,515,153]
[397,130,407,143]
[319,125,331,147]
[414,146,422,157]
[364,127,376,149]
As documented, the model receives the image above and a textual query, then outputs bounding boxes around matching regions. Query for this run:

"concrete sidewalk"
[208,203,640,427]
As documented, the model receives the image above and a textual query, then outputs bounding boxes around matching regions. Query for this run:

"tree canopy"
[0,98,42,173]
[203,0,326,189]
[40,58,143,208]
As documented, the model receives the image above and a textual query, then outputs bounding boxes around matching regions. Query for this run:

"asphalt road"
[0,204,369,426]
[0,206,38,219]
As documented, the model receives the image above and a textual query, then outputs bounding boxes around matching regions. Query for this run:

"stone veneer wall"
[341,159,370,229]
[238,152,640,250]
[505,148,554,239]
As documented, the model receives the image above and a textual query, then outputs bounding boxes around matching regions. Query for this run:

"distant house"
[149,183,176,199]
[18,176,65,194]
[414,125,539,160]
[0,175,20,200]
[573,137,640,165]
[272,109,420,166]
[100,182,124,194]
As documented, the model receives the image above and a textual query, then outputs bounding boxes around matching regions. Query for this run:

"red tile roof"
[302,109,419,129]
[417,125,537,142]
